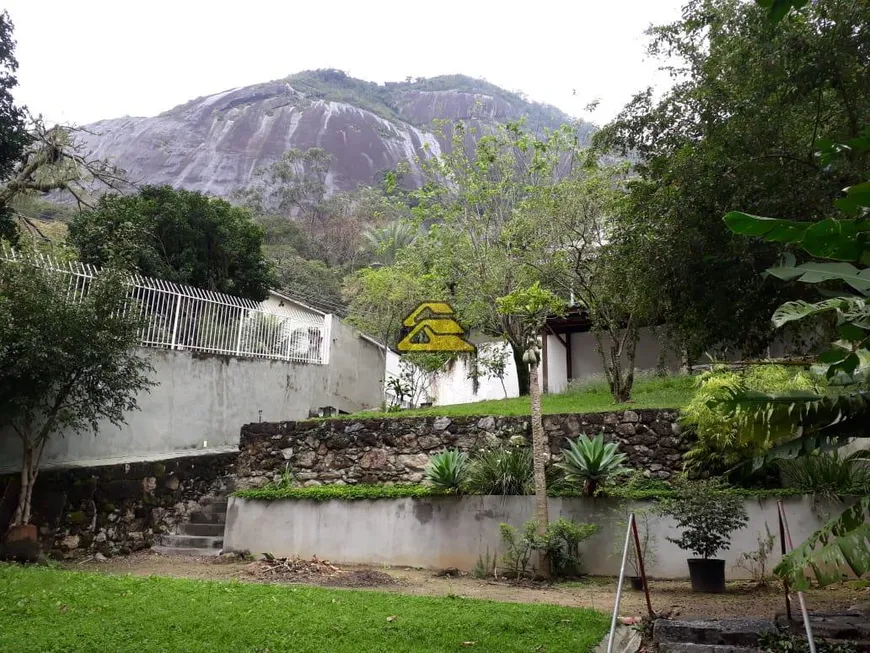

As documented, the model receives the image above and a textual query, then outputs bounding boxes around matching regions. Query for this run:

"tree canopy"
[596,0,870,360]
[69,185,275,300]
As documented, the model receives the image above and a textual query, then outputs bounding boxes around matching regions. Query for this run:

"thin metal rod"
[607,513,635,653]
[778,507,792,620]
[777,501,816,653]
[631,514,655,618]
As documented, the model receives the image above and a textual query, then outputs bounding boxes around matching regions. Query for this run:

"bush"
[424,450,469,491]
[556,433,630,496]
[234,484,440,501]
[778,450,870,498]
[466,444,534,495]
[498,518,597,578]
[681,365,821,476]
[657,479,749,559]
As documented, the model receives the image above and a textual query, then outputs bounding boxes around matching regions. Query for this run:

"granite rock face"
[78,71,592,199]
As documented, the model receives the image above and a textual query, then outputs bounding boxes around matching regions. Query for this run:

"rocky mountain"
[79,70,592,198]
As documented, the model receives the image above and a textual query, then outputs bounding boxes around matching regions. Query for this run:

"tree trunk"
[593,327,640,403]
[511,342,531,396]
[11,440,39,527]
[529,360,550,578]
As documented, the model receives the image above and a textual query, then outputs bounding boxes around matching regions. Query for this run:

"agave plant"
[557,433,629,496]
[424,449,469,491]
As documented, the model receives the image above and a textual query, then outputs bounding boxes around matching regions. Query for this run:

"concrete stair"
[152,498,227,557]
[654,618,775,653]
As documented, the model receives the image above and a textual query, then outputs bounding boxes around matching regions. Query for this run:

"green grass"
[341,374,695,420]
[0,565,609,653]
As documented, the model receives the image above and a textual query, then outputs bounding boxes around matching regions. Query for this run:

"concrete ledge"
[223,495,832,579]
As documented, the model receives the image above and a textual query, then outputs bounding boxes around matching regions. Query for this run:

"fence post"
[235,313,245,356]
[169,293,183,350]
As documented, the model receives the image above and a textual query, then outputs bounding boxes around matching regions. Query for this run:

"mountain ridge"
[78,69,593,199]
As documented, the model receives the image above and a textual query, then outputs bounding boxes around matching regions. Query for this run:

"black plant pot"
[629,576,644,591]
[687,558,726,593]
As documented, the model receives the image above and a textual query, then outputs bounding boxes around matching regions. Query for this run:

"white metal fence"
[1,247,329,365]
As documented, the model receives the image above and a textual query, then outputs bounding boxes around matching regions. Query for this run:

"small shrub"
[557,433,629,496]
[473,549,496,579]
[733,524,776,586]
[466,444,533,495]
[542,518,599,577]
[759,627,857,653]
[612,507,659,576]
[425,450,469,491]
[778,450,870,498]
[657,479,749,559]
[498,522,536,578]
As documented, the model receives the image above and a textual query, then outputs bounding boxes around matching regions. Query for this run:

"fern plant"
[424,449,469,491]
[556,433,629,496]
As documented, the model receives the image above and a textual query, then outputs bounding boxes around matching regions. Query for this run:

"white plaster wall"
[225,495,836,580]
[0,319,383,471]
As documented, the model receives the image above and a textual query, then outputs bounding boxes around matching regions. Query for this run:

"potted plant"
[658,479,749,593]
[612,507,659,590]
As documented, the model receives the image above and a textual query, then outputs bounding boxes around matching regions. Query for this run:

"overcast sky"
[5,0,683,127]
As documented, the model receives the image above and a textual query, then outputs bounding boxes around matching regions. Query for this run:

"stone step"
[659,644,757,653]
[189,511,226,525]
[178,522,225,537]
[199,501,228,514]
[156,534,223,550]
[152,545,222,557]
[654,619,775,648]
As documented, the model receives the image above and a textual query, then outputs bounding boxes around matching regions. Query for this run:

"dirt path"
[67,551,868,619]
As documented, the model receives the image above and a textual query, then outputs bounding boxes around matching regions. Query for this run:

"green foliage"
[0,564,611,653]
[424,450,469,491]
[778,450,870,498]
[556,433,630,496]
[0,250,155,525]
[233,483,442,501]
[362,221,417,267]
[498,518,597,578]
[0,11,31,245]
[658,479,749,559]
[69,185,275,300]
[774,497,870,590]
[733,525,777,585]
[472,549,496,579]
[681,365,821,476]
[542,518,599,577]
[465,444,534,496]
[596,0,870,360]
[759,627,858,653]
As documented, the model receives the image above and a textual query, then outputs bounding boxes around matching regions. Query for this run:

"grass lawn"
[348,374,695,419]
[0,564,610,653]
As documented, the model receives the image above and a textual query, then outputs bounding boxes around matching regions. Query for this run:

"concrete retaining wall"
[224,495,835,580]
[0,319,383,472]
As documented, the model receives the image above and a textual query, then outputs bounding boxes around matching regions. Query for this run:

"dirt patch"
[237,555,398,588]
[66,551,868,619]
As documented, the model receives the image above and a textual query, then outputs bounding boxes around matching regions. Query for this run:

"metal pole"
[607,513,635,653]
[778,507,792,620]
[169,293,183,350]
[777,501,816,653]
[631,514,655,618]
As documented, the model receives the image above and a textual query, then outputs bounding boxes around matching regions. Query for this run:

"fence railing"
[1,247,329,365]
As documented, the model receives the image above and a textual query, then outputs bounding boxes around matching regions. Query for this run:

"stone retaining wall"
[0,452,237,557]
[237,410,687,488]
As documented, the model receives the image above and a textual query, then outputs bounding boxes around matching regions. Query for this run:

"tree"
[0,250,154,528]
[712,0,870,589]
[517,165,654,401]
[362,221,418,266]
[409,121,576,394]
[0,11,29,244]
[596,0,870,362]
[236,148,332,224]
[497,282,566,577]
[68,185,275,300]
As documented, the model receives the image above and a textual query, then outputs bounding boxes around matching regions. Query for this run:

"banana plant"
[556,433,629,496]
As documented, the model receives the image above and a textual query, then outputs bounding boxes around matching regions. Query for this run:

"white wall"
[0,318,383,472]
[225,495,836,580]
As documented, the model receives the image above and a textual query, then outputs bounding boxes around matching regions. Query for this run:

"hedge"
[233,484,807,502]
